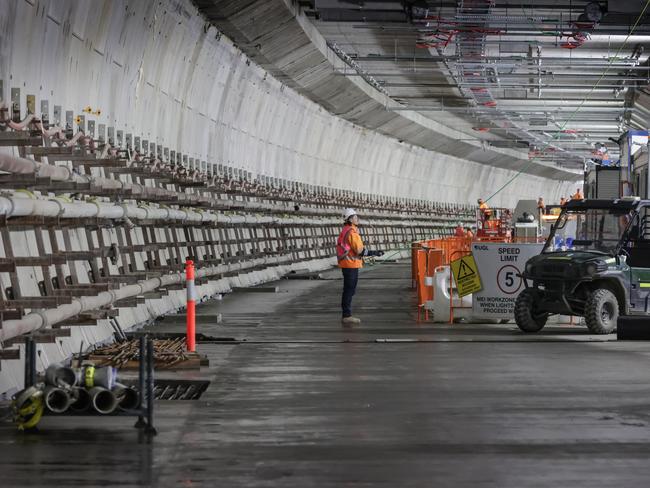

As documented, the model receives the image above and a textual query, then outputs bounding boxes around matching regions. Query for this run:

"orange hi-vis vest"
[336,224,364,269]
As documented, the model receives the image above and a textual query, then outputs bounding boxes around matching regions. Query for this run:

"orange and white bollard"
[185,259,196,352]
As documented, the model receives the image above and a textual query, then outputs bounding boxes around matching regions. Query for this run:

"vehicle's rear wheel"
[514,288,548,333]
[584,288,618,334]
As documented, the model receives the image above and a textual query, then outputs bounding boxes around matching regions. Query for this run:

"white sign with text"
[472,242,544,318]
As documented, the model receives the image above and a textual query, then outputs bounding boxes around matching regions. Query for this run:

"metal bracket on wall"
[10,87,20,122]
[26,95,35,115]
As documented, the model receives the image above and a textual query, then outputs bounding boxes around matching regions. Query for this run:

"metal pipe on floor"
[69,388,92,412]
[89,387,118,414]
[114,385,140,411]
[45,364,77,387]
[43,385,72,413]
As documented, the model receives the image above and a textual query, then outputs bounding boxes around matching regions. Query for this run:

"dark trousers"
[341,268,359,318]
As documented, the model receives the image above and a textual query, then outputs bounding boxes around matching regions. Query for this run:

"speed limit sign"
[472,243,544,318]
[497,265,523,295]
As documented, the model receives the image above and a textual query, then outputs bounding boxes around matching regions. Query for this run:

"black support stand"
[24,334,157,436]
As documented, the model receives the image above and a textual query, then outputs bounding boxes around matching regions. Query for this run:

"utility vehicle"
[515,197,650,334]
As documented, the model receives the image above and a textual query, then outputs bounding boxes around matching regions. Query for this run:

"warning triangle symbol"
[458,259,476,280]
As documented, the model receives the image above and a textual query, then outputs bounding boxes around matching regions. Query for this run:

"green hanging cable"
[483,0,650,204]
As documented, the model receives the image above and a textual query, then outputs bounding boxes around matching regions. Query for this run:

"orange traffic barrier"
[412,236,472,321]
[426,249,444,301]
[411,242,422,288]
[415,249,428,321]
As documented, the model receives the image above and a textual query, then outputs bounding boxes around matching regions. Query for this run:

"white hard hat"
[343,208,357,220]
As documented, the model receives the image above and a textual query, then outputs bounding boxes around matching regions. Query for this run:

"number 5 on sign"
[450,254,482,297]
[497,265,523,295]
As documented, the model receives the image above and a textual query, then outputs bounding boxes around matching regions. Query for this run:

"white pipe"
[0,191,358,228]
[0,152,188,202]
[0,152,71,179]
[0,256,276,342]
[0,196,12,215]
[0,152,414,219]
[2,151,432,221]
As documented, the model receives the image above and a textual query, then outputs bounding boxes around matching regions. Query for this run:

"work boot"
[341,316,361,327]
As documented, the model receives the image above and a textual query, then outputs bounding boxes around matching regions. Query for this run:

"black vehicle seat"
[627,240,650,268]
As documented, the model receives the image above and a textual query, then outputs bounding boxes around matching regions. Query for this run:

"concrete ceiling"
[191,0,650,180]
[307,0,650,166]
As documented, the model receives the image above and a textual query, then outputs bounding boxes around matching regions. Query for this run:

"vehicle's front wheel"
[584,288,618,334]
[514,288,548,333]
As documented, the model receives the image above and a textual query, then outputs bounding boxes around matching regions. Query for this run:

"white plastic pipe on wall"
[0,190,432,228]
[0,152,194,202]
[0,255,301,342]
[0,152,438,222]
[0,191,354,227]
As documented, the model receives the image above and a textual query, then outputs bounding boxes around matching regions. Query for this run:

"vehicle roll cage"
[544,199,650,255]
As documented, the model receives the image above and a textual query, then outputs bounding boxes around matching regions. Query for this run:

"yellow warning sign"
[450,254,482,297]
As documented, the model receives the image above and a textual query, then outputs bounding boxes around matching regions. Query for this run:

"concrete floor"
[3,263,650,487]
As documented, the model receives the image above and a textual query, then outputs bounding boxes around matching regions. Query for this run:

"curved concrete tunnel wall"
[0,0,577,208]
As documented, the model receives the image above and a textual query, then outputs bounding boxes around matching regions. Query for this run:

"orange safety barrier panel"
[411,235,473,321]
[411,242,423,287]
[415,249,429,321]
[426,249,444,301]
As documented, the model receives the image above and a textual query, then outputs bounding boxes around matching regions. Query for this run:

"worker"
[337,208,383,327]
[477,197,492,225]
[571,188,584,200]
[537,197,545,213]
[465,226,474,239]
[484,211,499,230]
[477,198,489,212]
[454,222,465,237]
[559,196,567,206]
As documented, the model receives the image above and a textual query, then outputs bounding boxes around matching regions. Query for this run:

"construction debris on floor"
[88,338,207,370]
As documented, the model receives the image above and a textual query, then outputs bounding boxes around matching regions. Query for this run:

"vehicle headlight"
[525,262,534,274]
[584,262,598,276]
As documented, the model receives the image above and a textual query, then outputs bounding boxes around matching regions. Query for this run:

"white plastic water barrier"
[427,265,472,323]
